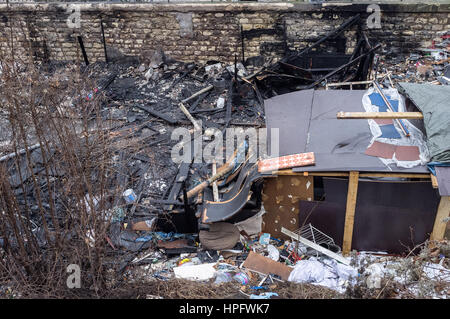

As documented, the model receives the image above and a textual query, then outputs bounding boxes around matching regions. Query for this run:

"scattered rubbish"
[1,12,448,300]
[123,189,137,204]
[281,227,350,266]
[216,96,225,109]
[173,263,217,281]
[259,233,271,245]
[233,272,250,285]
[214,271,233,284]
[131,218,157,231]
[288,257,357,292]
[199,222,240,250]
[267,244,280,261]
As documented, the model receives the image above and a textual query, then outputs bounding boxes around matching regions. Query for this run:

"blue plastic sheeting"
[427,161,450,176]
[250,292,279,299]
[368,92,399,112]
[379,124,401,139]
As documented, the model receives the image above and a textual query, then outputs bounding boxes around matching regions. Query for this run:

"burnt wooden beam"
[100,19,108,63]
[283,14,361,63]
[225,79,234,127]
[164,162,191,210]
[133,104,178,124]
[241,25,245,64]
[77,36,89,66]
[166,64,196,93]
[189,91,209,113]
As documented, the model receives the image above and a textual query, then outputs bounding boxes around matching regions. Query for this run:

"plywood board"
[262,175,313,240]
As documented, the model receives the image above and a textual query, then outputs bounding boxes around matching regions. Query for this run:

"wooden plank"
[272,170,430,179]
[342,171,359,256]
[275,170,348,177]
[327,80,373,87]
[431,174,439,189]
[242,251,293,281]
[430,196,450,241]
[212,161,219,202]
[337,111,423,119]
[179,102,202,131]
[360,173,430,179]
[281,227,350,265]
[373,81,410,137]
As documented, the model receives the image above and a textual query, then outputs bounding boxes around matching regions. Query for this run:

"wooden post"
[343,171,359,256]
[212,161,219,202]
[431,174,439,189]
[430,196,450,241]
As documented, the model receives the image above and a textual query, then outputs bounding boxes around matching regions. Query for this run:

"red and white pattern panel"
[258,152,315,173]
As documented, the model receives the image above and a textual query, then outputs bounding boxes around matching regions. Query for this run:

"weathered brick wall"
[0,3,448,64]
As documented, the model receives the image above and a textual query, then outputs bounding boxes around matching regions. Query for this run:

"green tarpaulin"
[398,83,450,163]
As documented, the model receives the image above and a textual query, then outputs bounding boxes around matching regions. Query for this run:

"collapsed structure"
[0,1,449,299]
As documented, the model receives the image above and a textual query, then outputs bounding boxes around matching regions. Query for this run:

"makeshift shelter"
[262,88,448,255]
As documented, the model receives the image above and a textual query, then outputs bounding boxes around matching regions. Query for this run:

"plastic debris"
[173,263,217,281]
[267,244,280,261]
[214,272,233,284]
[259,233,270,245]
[288,257,358,292]
[250,292,278,299]
[233,272,249,285]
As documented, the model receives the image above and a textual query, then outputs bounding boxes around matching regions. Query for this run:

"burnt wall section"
[0,3,449,64]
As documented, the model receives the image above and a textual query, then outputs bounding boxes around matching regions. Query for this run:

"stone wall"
[0,2,448,64]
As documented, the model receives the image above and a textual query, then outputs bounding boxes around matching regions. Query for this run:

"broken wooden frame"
[325,80,373,90]
[304,43,381,90]
[282,14,361,64]
[267,169,448,256]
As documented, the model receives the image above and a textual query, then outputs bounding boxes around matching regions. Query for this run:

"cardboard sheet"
[365,141,396,159]
[374,119,394,125]
[395,145,421,161]
[242,251,293,280]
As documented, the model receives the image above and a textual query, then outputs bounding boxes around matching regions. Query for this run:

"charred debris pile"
[1,14,448,298]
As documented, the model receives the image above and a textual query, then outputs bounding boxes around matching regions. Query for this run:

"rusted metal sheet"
[262,175,314,240]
